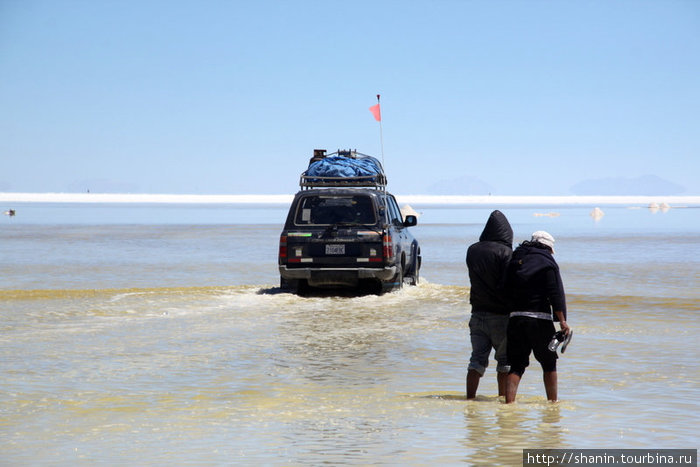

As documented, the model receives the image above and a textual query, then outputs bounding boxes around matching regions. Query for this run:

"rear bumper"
[279,265,398,286]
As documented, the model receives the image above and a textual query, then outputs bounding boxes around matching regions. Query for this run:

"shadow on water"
[256,286,287,295]
[420,393,469,401]
[417,394,515,403]
[256,286,383,298]
[416,393,570,406]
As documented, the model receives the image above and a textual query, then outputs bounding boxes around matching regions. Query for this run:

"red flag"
[369,103,381,122]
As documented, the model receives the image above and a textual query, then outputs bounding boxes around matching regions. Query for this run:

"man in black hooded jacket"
[466,210,513,399]
[504,231,570,403]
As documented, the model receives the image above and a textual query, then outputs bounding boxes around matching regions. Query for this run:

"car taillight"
[278,235,287,263]
[382,234,393,259]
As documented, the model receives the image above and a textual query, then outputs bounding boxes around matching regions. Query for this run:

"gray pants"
[468,311,510,375]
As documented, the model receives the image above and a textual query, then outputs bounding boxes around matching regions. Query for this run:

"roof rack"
[300,149,387,189]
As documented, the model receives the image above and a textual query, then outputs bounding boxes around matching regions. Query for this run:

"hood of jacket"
[511,244,558,280]
[479,210,513,246]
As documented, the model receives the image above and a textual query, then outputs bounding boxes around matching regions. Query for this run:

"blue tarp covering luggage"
[300,150,387,188]
[306,155,383,179]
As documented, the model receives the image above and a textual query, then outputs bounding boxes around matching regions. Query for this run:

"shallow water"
[1,204,698,464]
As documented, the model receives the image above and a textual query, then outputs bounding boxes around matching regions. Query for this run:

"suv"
[278,149,421,294]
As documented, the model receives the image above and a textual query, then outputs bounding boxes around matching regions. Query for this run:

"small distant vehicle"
[278,149,421,295]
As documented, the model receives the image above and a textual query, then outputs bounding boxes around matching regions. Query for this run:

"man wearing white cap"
[504,231,570,403]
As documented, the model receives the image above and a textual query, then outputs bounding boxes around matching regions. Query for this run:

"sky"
[1,0,698,196]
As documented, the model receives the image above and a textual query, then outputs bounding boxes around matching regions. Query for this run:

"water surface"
[1,203,698,464]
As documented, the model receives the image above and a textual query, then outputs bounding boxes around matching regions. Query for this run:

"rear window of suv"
[294,195,377,226]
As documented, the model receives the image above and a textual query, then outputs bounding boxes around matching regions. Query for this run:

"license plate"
[325,244,345,255]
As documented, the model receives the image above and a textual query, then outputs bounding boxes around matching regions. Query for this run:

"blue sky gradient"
[1,0,698,195]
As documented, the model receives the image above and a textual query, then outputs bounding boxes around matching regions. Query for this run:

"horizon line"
[2,192,699,207]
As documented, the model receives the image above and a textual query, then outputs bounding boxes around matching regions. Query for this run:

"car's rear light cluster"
[383,233,394,260]
[278,235,287,263]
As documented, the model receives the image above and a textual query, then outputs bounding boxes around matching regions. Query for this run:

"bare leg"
[497,372,507,397]
[466,369,481,399]
[505,373,521,403]
[544,371,558,401]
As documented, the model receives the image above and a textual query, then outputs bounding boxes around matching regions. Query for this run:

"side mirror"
[404,215,417,227]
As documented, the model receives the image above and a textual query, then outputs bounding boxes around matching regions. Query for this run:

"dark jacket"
[506,242,567,321]
[466,210,513,314]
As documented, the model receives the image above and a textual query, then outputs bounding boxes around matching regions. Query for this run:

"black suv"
[278,149,421,294]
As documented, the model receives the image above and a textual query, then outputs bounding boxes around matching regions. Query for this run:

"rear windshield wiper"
[322,222,381,235]
[336,223,383,235]
[332,222,380,229]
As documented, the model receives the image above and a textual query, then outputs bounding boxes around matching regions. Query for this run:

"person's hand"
[559,320,570,335]
[554,311,569,334]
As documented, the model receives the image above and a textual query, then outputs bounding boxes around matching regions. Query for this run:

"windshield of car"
[294,195,377,226]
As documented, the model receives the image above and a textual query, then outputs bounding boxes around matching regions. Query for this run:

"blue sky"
[1,0,698,195]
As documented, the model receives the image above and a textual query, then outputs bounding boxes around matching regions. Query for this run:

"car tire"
[405,246,420,286]
[280,276,290,291]
[280,277,307,295]
[393,266,404,291]
[407,259,420,286]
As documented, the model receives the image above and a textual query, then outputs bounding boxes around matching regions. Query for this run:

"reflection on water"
[463,400,564,465]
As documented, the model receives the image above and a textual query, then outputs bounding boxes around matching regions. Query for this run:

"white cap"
[531,230,555,253]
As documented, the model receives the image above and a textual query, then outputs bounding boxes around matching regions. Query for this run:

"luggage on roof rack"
[300,149,387,189]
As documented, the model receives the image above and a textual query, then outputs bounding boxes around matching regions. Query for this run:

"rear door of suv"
[280,191,384,271]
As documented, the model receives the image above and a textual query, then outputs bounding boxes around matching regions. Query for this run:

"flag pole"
[372,94,389,228]
[376,94,385,170]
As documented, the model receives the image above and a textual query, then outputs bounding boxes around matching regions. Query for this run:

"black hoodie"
[466,210,513,314]
[506,242,567,321]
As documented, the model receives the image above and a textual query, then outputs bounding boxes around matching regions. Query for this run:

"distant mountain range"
[1,174,688,196]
